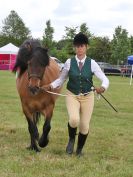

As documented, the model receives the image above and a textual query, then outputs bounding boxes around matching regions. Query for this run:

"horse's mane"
[12,39,42,76]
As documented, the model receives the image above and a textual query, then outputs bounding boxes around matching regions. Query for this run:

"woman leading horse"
[13,39,61,152]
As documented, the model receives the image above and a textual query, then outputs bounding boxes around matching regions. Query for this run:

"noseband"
[27,64,44,80]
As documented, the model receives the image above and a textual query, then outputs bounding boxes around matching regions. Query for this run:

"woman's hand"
[41,84,53,91]
[95,87,105,94]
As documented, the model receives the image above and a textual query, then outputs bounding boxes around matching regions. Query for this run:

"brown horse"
[13,40,61,152]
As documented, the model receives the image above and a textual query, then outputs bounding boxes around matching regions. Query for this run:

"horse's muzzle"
[28,86,40,95]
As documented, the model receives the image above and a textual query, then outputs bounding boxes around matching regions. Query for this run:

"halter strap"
[28,73,42,80]
[27,64,43,80]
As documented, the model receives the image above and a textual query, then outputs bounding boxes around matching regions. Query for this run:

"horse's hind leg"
[39,118,51,148]
[27,118,40,152]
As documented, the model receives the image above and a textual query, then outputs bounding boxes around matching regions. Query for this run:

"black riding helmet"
[73,32,89,45]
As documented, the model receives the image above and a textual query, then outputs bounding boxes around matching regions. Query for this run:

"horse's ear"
[24,43,32,52]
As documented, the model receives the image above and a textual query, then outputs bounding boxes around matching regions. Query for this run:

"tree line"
[0,10,133,64]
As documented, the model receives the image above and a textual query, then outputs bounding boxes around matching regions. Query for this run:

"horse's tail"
[33,112,41,124]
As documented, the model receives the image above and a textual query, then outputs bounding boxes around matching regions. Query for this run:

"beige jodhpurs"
[66,90,94,135]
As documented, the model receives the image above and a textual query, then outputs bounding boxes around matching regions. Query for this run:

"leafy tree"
[42,20,54,49]
[54,39,70,62]
[130,35,133,54]
[63,26,78,40]
[88,36,111,62]
[56,39,68,50]
[63,26,78,56]
[79,23,92,38]
[111,26,131,64]
[50,46,68,63]
[50,26,78,61]
[0,10,31,46]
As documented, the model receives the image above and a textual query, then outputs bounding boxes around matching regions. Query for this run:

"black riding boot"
[76,132,88,156]
[66,123,77,154]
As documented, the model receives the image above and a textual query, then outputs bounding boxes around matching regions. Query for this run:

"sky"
[0,0,133,41]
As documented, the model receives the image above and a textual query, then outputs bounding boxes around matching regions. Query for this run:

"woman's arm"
[91,59,109,90]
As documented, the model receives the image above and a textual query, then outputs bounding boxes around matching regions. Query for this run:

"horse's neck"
[42,60,60,84]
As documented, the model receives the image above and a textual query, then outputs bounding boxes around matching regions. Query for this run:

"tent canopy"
[0,43,19,54]
[128,55,133,65]
[0,43,19,70]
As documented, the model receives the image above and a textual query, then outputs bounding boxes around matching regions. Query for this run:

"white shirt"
[51,55,109,90]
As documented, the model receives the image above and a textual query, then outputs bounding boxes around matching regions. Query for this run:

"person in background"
[44,32,109,156]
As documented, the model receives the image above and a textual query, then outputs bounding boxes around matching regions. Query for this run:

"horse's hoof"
[26,145,41,152]
[39,139,49,148]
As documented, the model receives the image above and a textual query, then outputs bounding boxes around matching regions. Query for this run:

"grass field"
[0,71,133,177]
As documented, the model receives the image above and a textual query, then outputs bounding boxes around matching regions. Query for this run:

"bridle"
[27,62,44,80]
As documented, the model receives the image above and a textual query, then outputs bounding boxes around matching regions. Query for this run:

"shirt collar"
[75,55,87,64]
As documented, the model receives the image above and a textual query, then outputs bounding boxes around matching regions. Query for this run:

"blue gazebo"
[128,55,133,85]
[128,55,133,65]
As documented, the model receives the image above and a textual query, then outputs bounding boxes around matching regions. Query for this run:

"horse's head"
[13,39,42,76]
[28,47,49,95]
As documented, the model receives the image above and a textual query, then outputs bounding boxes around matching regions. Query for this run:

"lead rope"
[39,87,93,97]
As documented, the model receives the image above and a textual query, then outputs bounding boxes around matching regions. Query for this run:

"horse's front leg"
[39,118,51,148]
[27,117,40,152]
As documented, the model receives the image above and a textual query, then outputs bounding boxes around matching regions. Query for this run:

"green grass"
[0,71,133,177]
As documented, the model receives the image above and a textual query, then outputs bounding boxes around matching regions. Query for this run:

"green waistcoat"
[67,57,93,95]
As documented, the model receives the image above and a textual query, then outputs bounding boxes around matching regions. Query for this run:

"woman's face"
[74,44,88,58]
